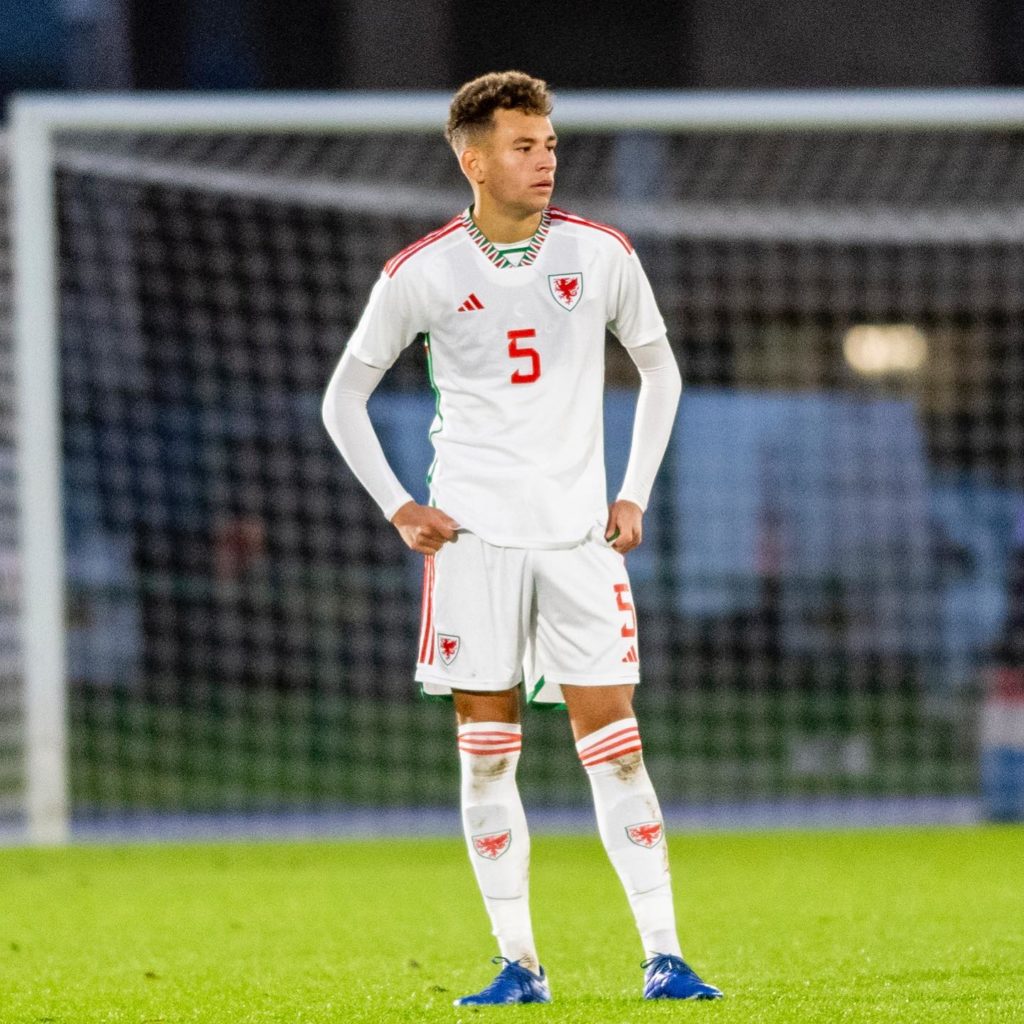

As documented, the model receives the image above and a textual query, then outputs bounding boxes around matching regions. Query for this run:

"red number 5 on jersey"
[507,328,540,384]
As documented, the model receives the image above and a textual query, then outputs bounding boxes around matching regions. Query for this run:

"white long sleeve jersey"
[344,206,669,548]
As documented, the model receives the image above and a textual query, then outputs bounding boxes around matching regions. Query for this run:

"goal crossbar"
[13,88,1024,133]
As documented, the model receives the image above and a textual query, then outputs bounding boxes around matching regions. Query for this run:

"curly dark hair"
[445,71,553,150]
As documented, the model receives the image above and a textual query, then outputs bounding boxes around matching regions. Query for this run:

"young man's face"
[468,108,557,218]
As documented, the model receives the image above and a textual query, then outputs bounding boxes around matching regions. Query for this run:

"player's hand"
[605,500,643,554]
[391,501,460,554]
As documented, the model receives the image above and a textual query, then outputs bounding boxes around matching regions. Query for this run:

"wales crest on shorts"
[548,273,583,311]
[437,633,461,665]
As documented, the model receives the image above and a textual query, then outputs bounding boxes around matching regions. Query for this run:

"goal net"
[7,94,1024,839]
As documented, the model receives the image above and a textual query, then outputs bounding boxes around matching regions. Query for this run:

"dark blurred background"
[4,0,1024,827]
[3,0,1024,98]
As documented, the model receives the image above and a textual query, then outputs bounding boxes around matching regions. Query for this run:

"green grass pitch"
[2,826,1022,1023]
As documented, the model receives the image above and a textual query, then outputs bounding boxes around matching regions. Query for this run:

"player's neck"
[469,200,544,245]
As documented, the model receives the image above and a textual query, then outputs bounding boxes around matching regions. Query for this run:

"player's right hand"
[390,501,460,554]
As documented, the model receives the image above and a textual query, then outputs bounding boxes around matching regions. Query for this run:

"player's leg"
[413,534,547,1004]
[562,682,682,960]
[563,683,721,999]
[452,687,548,1004]
[532,540,682,958]
[533,538,721,999]
[453,687,540,976]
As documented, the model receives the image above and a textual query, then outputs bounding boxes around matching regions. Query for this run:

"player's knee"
[453,688,520,725]
[564,687,636,739]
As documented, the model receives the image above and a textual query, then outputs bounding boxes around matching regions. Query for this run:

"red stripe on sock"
[457,731,522,741]
[577,725,640,761]
[458,742,523,756]
[580,734,642,765]
[459,736,521,745]
[458,745,524,753]
[582,741,644,767]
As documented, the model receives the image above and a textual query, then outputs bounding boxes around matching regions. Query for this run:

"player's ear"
[459,144,486,185]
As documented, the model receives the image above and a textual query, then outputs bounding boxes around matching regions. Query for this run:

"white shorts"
[415,529,641,706]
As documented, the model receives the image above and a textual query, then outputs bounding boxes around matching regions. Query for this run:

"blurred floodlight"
[843,324,928,375]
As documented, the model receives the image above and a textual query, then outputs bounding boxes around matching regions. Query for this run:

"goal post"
[8,89,1024,843]
[10,104,67,844]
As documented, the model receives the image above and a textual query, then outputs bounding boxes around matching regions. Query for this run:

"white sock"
[458,721,539,972]
[577,717,683,960]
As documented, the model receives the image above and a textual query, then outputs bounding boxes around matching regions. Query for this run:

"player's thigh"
[454,686,522,726]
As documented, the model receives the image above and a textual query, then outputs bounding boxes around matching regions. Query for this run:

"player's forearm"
[322,349,413,521]
[617,336,682,511]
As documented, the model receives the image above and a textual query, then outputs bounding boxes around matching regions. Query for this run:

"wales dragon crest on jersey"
[548,272,583,310]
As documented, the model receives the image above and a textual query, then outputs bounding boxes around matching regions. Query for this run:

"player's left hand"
[604,500,643,554]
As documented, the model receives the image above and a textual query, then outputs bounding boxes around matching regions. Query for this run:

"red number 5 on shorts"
[613,583,637,638]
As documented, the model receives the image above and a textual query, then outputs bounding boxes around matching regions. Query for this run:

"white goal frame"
[10,88,1024,843]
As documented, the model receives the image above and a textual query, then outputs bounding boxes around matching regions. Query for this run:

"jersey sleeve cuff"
[382,492,415,523]
[614,489,648,512]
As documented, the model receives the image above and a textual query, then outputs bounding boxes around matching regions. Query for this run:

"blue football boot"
[453,956,552,1006]
[642,953,723,1000]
